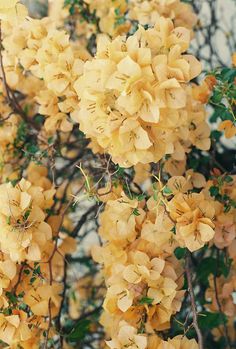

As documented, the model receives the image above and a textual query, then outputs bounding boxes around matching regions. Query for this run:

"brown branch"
[43,253,53,349]
[43,187,84,348]
[185,253,204,349]
[13,264,24,294]
[44,297,52,349]
[0,24,12,105]
[213,250,232,348]
[71,205,97,238]
[56,259,67,349]
[213,275,231,348]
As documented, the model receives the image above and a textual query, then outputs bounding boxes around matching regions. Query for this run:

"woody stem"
[185,253,204,349]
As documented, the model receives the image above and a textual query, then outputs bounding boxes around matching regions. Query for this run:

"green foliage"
[209,174,236,212]
[163,186,173,195]
[67,319,91,341]
[196,255,232,286]
[14,121,27,148]
[132,208,140,216]
[174,247,187,260]
[208,68,236,124]
[139,297,154,305]
[198,311,227,330]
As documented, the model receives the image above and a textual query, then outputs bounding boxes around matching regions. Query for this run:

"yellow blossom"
[168,192,215,251]
[106,321,147,349]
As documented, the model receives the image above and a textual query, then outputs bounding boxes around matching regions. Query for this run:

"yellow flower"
[147,276,177,308]
[134,164,151,185]
[190,121,211,150]
[0,259,16,293]
[0,311,31,345]
[0,0,27,22]
[123,251,165,285]
[164,158,186,176]
[167,176,192,194]
[147,335,198,349]
[169,192,215,251]
[24,283,62,317]
[128,0,197,31]
[98,193,145,245]
[192,76,216,104]
[0,179,54,262]
[106,321,147,349]
[74,17,204,167]
[104,278,135,313]
[218,120,236,139]
[44,112,73,134]
[87,0,129,37]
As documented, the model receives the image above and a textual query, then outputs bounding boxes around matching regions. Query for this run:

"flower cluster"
[92,190,182,331]
[87,0,129,37]
[0,160,79,348]
[0,178,55,261]
[92,176,215,347]
[93,167,236,347]
[106,322,198,349]
[53,0,197,42]
[73,17,210,168]
[0,0,234,348]
[128,0,197,30]
[2,13,89,134]
[0,177,59,347]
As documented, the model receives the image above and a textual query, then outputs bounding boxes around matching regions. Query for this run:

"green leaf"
[211,130,222,141]
[19,302,28,311]
[34,265,41,275]
[211,90,223,103]
[163,186,172,195]
[221,108,234,122]
[114,8,120,16]
[224,175,233,183]
[25,143,39,155]
[67,319,90,341]
[115,16,126,26]
[48,136,54,145]
[139,297,154,305]
[5,292,18,304]
[209,186,219,197]
[196,256,231,285]
[34,114,44,125]
[174,247,187,260]
[220,68,236,82]
[132,208,140,216]
[137,194,146,201]
[198,311,227,330]
[115,165,125,177]
[23,210,31,221]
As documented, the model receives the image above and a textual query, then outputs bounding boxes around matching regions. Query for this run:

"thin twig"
[43,192,78,348]
[185,253,204,349]
[213,250,232,348]
[56,259,68,348]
